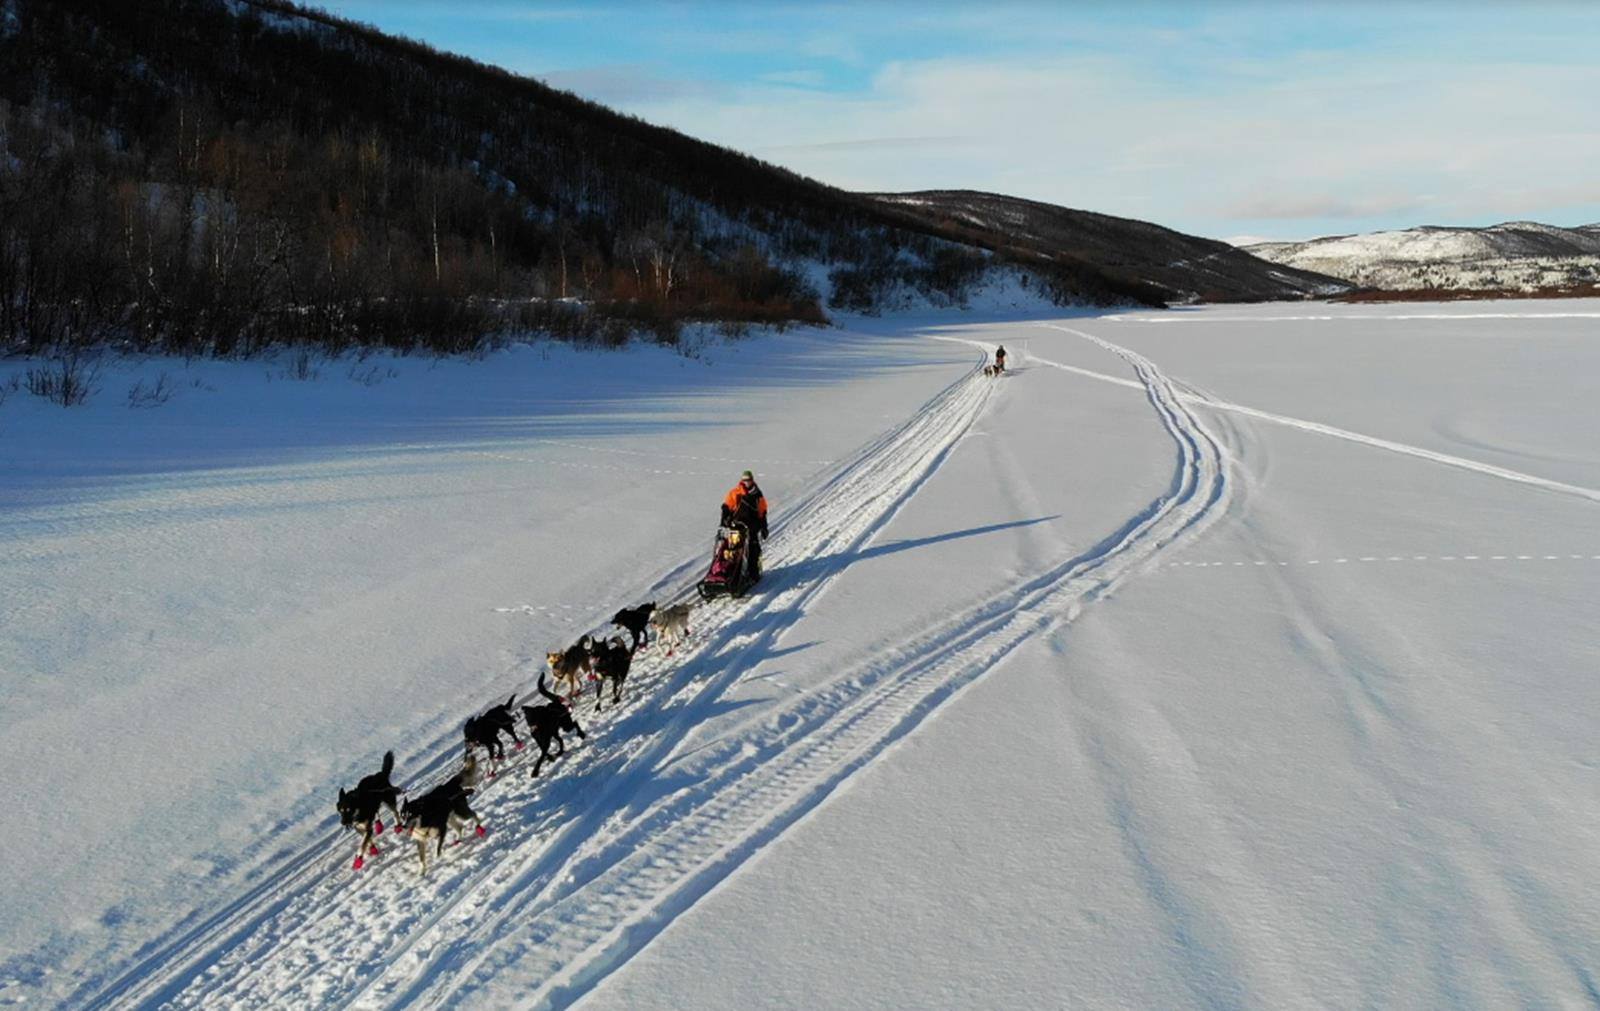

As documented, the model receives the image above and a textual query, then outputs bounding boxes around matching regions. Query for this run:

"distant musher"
[993,345,1007,373]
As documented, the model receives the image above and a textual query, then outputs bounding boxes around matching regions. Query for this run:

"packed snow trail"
[73,320,1231,1009]
[581,310,1600,1010]
[1024,325,1600,505]
[76,347,994,1009]
[19,305,1597,1009]
[429,326,1232,1009]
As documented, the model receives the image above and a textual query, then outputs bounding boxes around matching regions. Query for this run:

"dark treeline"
[0,0,1165,358]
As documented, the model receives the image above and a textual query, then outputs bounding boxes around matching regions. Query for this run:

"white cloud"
[537,64,723,105]
[1223,192,1427,222]
[757,135,972,155]
[605,49,1600,235]
[757,69,828,89]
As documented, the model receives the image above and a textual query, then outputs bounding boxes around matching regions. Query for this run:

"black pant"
[736,521,762,576]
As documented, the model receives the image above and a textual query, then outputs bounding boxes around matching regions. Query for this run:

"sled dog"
[547,638,594,698]
[337,750,402,871]
[464,694,521,767]
[587,635,634,711]
[520,672,587,777]
[649,602,693,655]
[398,766,483,876]
[611,602,656,653]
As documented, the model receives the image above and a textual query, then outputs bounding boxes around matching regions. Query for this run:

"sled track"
[79,326,1229,1009]
[383,326,1229,1009]
[76,350,993,1010]
[1022,327,1600,506]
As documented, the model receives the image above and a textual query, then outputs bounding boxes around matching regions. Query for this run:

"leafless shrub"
[281,350,319,381]
[348,363,399,387]
[24,354,100,407]
[127,372,175,408]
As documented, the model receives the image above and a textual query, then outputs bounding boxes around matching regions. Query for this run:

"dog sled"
[697,522,759,600]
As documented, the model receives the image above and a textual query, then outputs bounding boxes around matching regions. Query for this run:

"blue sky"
[318,2,1600,241]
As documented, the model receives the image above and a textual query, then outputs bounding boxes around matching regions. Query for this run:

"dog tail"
[381,750,395,776]
[537,671,562,704]
[505,693,516,709]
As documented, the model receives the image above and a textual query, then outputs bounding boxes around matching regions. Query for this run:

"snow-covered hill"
[1246,222,1600,292]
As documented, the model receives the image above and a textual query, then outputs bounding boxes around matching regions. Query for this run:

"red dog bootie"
[352,856,365,871]
[373,820,384,835]
[369,845,380,856]
[476,825,487,837]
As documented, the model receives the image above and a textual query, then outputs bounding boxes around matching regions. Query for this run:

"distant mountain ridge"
[1246,222,1600,293]
[873,190,1349,302]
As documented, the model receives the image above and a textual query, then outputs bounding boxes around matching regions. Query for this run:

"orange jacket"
[724,483,767,521]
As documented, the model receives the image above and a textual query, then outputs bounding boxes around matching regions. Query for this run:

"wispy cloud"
[537,64,722,105]
[317,1,1600,237]
[757,69,828,89]
[632,46,1600,235]
[757,135,971,154]
[1222,193,1428,221]
[331,2,602,25]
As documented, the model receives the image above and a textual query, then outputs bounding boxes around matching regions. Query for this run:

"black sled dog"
[520,672,587,778]
[337,750,402,871]
[398,756,484,875]
[611,602,656,653]
[588,636,634,712]
[464,694,522,772]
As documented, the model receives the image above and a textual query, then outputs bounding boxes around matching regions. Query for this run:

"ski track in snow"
[1106,310,1600,323]
[407,327,1232,1009]
[1023,328,1600,506]
[70,313,1593,1007]
[71,321,1234,1009]
[1166,552,1600,570]
[74,343,993,1009]
[65,319,1235,1004]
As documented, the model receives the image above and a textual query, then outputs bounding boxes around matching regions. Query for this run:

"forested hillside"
[0,0,1323,359]
[874,190,1346,302]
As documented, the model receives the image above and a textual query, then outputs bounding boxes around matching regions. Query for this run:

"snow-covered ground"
[3,300,1598,1007]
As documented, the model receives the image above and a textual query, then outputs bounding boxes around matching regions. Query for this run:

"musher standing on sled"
[721,469,768,576]
[994,345,1007,373]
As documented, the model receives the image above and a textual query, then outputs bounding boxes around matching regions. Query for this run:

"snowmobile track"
[413,324,1234,1009]
[80,324,1231,1009]
[78,348,994,1010]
